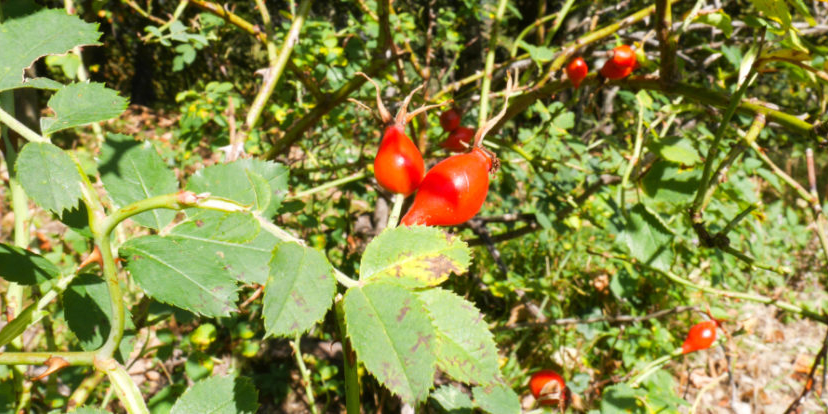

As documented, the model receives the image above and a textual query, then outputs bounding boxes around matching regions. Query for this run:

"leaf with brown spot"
[360,226,471,288]
[343,281,436,405]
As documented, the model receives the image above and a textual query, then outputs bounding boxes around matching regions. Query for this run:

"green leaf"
[41,82,128,134]
[517,40,554,63]
[64,274,136,363]
[600,383,641,413]
[186,159,289,217]
[417,289,500,386]
[430,384,473,413]
[120,235,239,317]
[693,11,733,38]
[748,0,792,30]
[99,134,178,229]
[170,375,258,414]
[619,204,674,271]
[0,304,41,348]
[343,281,437,404]
[263,242,336,337]
[0,243,59,285]
[16,142,84,216]
[649,136,701,165]
[169,211,276,284]
[786,0,815,26]
[471,384,520,414]
[360,226,470,288]
[0,9,101,92]
[17,77,64,91]
[641,161,701,204]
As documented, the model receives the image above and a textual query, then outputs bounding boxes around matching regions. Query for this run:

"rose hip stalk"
[401,73,516,226]
[357,73,445,196]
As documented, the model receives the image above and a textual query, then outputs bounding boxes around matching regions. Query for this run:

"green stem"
[477,0,509,130]
[290,335,319,414]
[285,169,369,201]
[701,114,765,211]
[95,234,124,359]
[246,0,311,129]
[0,105,48,143]
[0,352,96,365]
[691,70,759,216]
[387,193,405,229]
[617,95,646,213]
[599,251,827,323]
[722,245,791,276]
[335,299,360,414]
[98,360,150,414]
[656,0,676,84]
[630,351,681,387]
[719,204,757,238]
[546,0,575,41]
[68,371,107,409]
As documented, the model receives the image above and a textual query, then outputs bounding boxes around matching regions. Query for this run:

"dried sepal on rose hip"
[529,369,568,408]
[355,72,447,196]
[401,72,517,227]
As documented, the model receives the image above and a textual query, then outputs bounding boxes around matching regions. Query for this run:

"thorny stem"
[285,169,369,201]
[477,0,510,130]
[595,250,828,323]
[0,105,48,143]
[617,93,646,214]
[245,0,312,129]
[335,299,361,414]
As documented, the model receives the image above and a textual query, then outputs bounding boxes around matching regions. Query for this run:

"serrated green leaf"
[693,11,733,38]
[0,243,59,285]
[472,383,520,414]
[263,242,335,337]
[16,77,64,91]
[16,142,84,216]
[360,226,470,288]
[649,136,701,165]
[170,375,258,414]
[417,289,500,386]
[641,161,701,203]
[619,204,674,271]
[41,82,127,134]
[517,40,554,63]
[99,134,178,229]
[0,304,41,348]
[120,235,239,317]
[170,211,276,284]
[186,159,288,217]
[343,282,436,404]
[64,274,136,363]
[0,9,101,92]
[430,384,473,413]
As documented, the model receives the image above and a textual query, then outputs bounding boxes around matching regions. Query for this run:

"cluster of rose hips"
[528,317,721,408]
[564,44,638,89]
[360,73,501,227]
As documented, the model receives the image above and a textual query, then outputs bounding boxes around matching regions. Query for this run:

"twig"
[783,328,828,413]
[504,305,698,329]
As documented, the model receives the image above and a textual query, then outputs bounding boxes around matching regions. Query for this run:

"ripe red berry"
[374,125,425,195]
[565,57,589,89]
[400,147,494,226]
[681,320,718,354]
[600,45,636,80]
[529,369,567,407]
[439,108,462,132]
[357,73,445,195]
[440,126,474,153]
